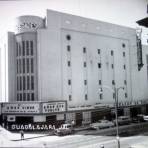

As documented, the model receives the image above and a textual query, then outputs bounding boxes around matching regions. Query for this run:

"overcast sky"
[0,0,148,101]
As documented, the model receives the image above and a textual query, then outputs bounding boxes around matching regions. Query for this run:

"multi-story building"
[2,9,148,130]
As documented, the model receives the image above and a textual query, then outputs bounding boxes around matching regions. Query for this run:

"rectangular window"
[98,63,101,68]
[26,41,29,55]
[27,59,29,73]
[27,76,30,90]
[20,76,22,90]
[16,42,19,57]
[67,45,71,52]
[123,52,126,57]
[124,80,127,85]
[113,93,115,99]
[20,94,22,101]
[31,93,34,101]
[31,59,34,73]
[123,64,126,70]
[68,61,71,67]
[23,59,25,73]
[111,64,114,69]
[23,93,26,101]
[23,76,26,90]
[85,94,88,100]
[68,79,71,85]
[19,59,22,73]
[83,47,86,53]
[27,93,30,101]
[17,60,19,73]
[19,43,21,56]
[84,80,87,85]
[84,62,87,67]
[22,41,25,56]
[31,76,34,90]
[69,95,72,101]
[30,41,33,55]
[100,94,103,100]
[99,80,102,85]
[125,93,127,98]
[111,50,114,56]
[98,49,100,54]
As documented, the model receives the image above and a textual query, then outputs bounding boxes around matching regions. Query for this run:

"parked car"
[54,124,74,136]
[114,116,131,125]
[90,120,114,129]
[132,114,145,123]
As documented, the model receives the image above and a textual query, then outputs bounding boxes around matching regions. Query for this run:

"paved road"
[26,134,148,148]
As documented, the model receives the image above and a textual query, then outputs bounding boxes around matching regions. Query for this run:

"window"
[16,42,19,57]
[66,35,71,40]
[84,80,87,85]
[125,93,128,98]
[27,76,30,90]
[17,77,19,91]
[26,41,29,55]
[98,63,101,68]
[112,80,115,85]
[20,77,22,90]
[67,45,71,52]
[100,94,103,100]
[23,93,26,101]
[19,43,21,56]
[20,94,22,101]
[111,50,114,56]
[27,93,30,101]
[68,79,71,85]
[122,43,126,48]
[31,59,34,73]
[83,47,86,53]
[123,64,126,70]
[123,52,125,57]
[23,59,25,73]
[31,76,34,90]
[27,59,29,73]
[68,61,71,67]
[111,64,114,69]
[98,49,101,54]
[31,93,34,101]
[23,76,26,90]
[22,41,25,56]
[69,95,72,101]
[19,59,22,73]
[30,41,33,55]
[84,62,87,67]
[99,80,102,85]
[17,60,19,73]
[124,80,127,85]
[85,94,88,100]
[17,94,19,101]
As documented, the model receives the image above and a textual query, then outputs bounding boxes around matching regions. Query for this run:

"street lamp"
[99,85,124,148]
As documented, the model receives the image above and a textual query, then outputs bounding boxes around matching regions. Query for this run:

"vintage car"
[54,124,74,136]
[90,120,114,129]
[114,116,131,125]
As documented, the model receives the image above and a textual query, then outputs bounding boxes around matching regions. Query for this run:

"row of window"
[16,58,34,74]
[43,104,64,109]
[66,34,126,49]
[17,93,34,101]
[16,41,34,57]
[68,94,88,101]
[17,75,34,91]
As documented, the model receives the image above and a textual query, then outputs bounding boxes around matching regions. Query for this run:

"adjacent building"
[1,9,148,130]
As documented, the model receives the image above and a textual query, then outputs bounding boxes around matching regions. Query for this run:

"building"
[2,9,148,130]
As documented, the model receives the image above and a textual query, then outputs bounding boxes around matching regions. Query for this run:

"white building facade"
[4,9,148,129]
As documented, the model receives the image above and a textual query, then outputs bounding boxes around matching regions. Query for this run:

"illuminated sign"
[42,102,66,113]
[2,103,40,114]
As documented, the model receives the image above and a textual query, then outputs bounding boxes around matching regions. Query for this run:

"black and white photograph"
[0,0,148,147]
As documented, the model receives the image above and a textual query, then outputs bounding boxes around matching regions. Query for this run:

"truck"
[54,124,74,136]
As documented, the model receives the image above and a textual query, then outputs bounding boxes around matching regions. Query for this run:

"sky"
[0,0,148,101]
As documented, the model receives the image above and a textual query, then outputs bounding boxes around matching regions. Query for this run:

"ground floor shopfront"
[1,101,148,131]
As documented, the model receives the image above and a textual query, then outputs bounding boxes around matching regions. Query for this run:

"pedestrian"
[20,130,24,140]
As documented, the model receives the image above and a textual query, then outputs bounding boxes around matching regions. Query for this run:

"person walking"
[20,130,24,140]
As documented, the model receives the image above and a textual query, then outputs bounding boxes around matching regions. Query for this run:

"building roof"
[136,17,148,27]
